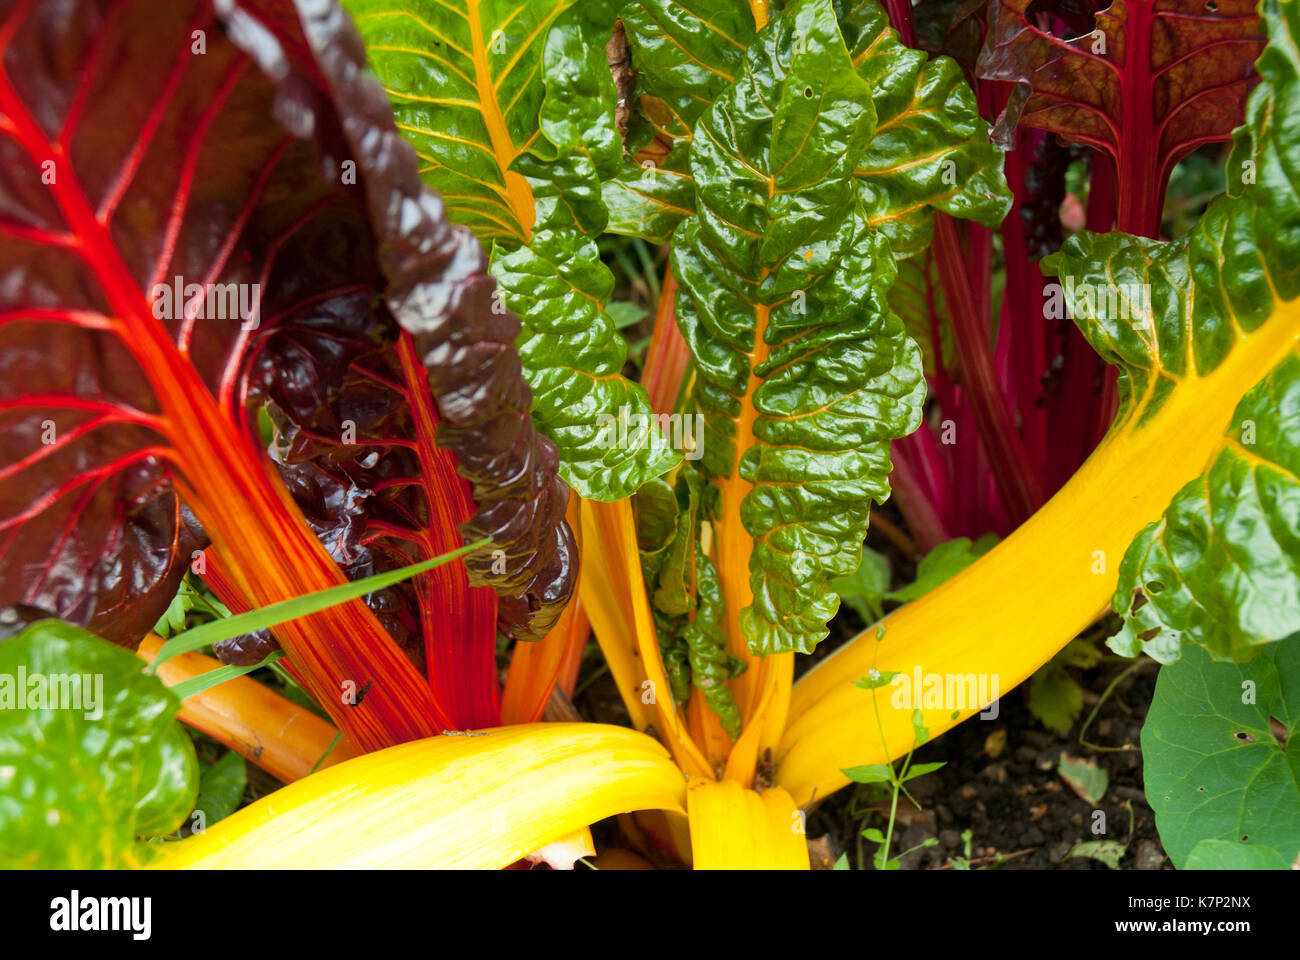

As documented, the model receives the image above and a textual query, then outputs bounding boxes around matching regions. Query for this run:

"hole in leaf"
[803,86,814,98]
[1206,0,1219,10]
[1269,716,1288,747]
[1197,786,1205,791]
[1234,731,1256,743]
[1145,580,1165,594]
[1241,834,1249,841]
[1131,589,1149,611]
[1139,627,1162,642]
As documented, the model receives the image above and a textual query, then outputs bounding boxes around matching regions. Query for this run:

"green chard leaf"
[348,0,677,500]
[0,621,198,868]
[674,0,926,656]
[633,472,741,731]
[633,477,693,706]
[605,0,759,242]
[1142,638,1300,869]
[344,0,575,247]
[492,230,680,499]
[684,545,744,740]
[1110,353,1300,663]
[888,249,956,379]
[513,0,624,235]
[837,0,1012,258]
[1044,0,1300,665]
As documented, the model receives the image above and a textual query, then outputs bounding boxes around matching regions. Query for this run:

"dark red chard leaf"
[252,313,501,728]
[0,0,572,749]
[281,1,578,641]
[978,0,1265,235]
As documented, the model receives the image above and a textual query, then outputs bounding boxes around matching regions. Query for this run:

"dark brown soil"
[805,658,1168,870]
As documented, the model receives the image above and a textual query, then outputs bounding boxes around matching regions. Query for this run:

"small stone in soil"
[1135,840,1167,870]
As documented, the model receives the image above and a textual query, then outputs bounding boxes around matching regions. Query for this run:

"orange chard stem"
[137,635,356,783]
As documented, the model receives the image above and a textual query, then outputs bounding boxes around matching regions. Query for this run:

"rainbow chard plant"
[0,0,582,748]
[878,0,1268,547]
[3,0,1300,872]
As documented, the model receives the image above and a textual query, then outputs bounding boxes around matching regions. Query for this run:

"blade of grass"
[170,651,285,700]
[149,540,488,671]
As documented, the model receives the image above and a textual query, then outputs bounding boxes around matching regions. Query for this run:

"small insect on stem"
[348,679,374,707]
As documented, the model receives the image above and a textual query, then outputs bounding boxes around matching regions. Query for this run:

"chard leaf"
[685,545,743,740]
[1047,0,1300,664]
[1110,353,1300,663]
[255,321,500,725]
[491,230,681,500]
[0,0,576,749]
[350,0,676,500]
[839,0,1012,257]
[0,620,197,868]
[633,477,692,706]
[1142,638,1300,869]
[634,476,680,578]
[342,0,578,246]
[514,0,624,235]
[604,0,760,241]
[977,0,1265,233]
[674,0,925,655]
[888,249,956,379]
[653,474,706,617]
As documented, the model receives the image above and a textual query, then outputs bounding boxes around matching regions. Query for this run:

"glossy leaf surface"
[673,0,925,654]
[0,620,197,868]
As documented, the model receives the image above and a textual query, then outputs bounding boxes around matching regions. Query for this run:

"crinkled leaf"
[888,249,956,379]
[604,0,759,241]
[513,0,624,235]
[1109,353,1300,663]
[684,545,742,740]
[674,0,926,655]
[839,0,1011,257]
[491,230,680,500]
[0,620,197,868]
[251,319,501,726]
[350,0,677,501]
[1142,638,1300,869]
[0,0,577,751]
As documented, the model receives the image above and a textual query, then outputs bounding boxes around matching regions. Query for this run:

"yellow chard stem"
[776,298,1300,808]
[688,779,808,869]
[580,498,715,779]
[157,724,684,869]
